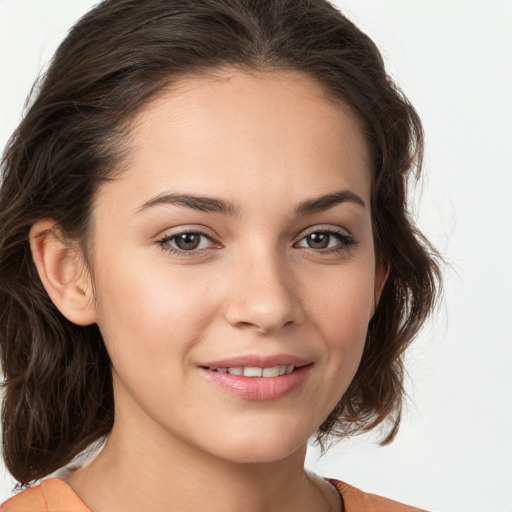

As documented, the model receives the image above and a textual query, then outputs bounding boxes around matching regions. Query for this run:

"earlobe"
[30,219,96,326]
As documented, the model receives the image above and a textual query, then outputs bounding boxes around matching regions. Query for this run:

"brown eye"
[174,233,202,250]
[159,231,216,254]
[305,232,330,249]
[296,229,356,252]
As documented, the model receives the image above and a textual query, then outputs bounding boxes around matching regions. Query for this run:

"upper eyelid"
[294,229,355,248]
[296,225,353,239]
[158,224,353,237]
[159,230,218,246]
[156,224,354,247]
[157,225,218,240]
[157,232,220,257]
[158,225,351,239]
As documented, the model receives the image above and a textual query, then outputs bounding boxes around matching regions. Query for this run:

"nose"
[223,249,304,334]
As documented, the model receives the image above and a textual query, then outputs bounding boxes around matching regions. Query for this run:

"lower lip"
[200,365,311,402]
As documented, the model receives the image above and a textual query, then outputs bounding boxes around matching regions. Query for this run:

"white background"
[1,1,511,511]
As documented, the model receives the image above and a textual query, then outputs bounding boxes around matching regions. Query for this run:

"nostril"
[236,321,256,329]
[224,286,303,333]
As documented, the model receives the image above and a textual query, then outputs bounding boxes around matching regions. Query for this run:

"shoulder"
[1,478,90,512]
[328,479,429,512]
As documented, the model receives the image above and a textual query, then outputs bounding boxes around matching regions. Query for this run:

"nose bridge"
[224,242,303,333]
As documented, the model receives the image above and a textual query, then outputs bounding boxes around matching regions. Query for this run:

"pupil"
[308,233,329,249]
[176,233,200,250]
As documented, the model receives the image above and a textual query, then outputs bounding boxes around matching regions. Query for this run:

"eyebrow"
[135,192,240,216]
[135,189,365,216]
[294,189,366,215]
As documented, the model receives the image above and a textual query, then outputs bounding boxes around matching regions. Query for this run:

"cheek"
[305,262,375,338]
[92,261,218,379]
[302,262,375,390]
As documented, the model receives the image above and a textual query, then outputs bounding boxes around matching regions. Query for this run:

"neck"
[65,420,339,512]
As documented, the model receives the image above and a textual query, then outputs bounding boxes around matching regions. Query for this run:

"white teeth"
[213,365,296,377]
[262,366,280,377]
[244,367,263,377]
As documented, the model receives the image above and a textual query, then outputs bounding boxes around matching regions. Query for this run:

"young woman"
[0,1,441,511]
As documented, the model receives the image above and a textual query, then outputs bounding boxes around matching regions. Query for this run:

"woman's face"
[88,68,386,464]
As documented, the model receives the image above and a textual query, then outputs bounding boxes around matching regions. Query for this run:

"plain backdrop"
[1,1,511,511]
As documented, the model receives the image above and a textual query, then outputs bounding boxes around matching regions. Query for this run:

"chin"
[200,421,311,465]
[219,443,304,465]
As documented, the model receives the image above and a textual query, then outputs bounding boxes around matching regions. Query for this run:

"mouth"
[206,364,299,377]
[199,356,312,401]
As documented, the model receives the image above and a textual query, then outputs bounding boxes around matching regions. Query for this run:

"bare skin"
[32,67,386,512]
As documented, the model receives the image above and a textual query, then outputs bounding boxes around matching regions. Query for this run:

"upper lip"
[201,354,313,370]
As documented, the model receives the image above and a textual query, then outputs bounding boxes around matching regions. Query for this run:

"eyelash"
[157,229,219,258]
[156,228,357,258]
[294,229,357,253]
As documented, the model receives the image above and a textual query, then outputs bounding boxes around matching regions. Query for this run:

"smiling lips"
[200,356,312,401]
[210,365,295,377]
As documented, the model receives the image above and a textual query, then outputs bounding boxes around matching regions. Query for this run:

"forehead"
[97,68,372,213]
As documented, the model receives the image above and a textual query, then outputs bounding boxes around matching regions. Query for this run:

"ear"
[30,219,96,326]
[373,258,389,314]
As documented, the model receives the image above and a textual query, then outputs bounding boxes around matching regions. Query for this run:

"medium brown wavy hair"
[0,0,441,486]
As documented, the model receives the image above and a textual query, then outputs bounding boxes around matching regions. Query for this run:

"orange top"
[1,477,427,512]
